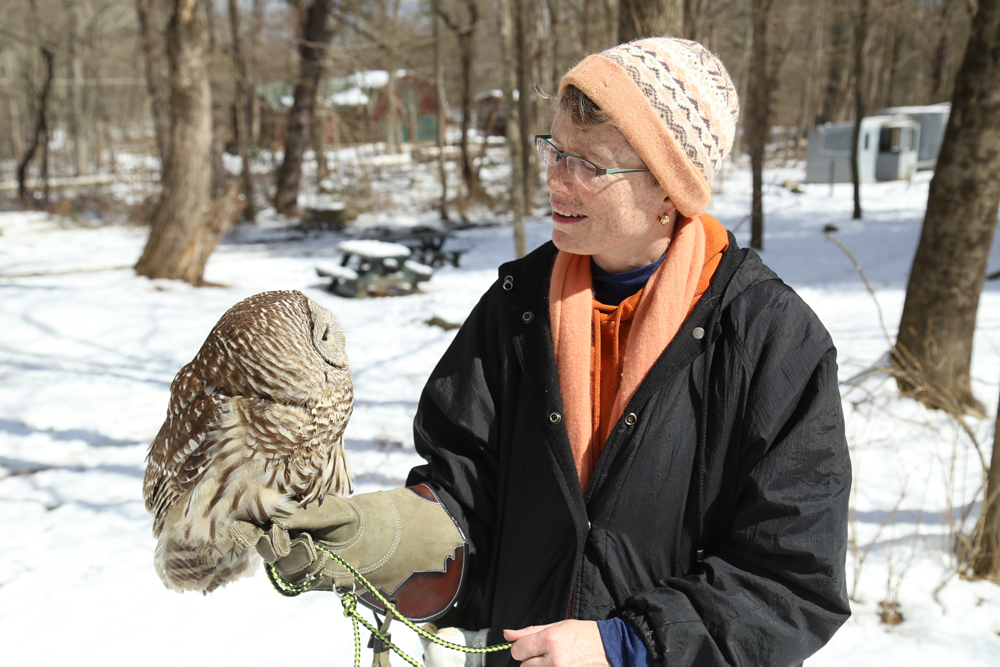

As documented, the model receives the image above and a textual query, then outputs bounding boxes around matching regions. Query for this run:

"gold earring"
[659,213,671,226]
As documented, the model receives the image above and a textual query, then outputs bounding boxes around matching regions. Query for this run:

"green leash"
[265,543,513,667]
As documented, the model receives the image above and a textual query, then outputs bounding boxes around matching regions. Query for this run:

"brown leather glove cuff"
[319,484,467,622]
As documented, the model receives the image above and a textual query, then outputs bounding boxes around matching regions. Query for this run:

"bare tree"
[434,0,479,214]
[619,0,683,41]
[274,0,334,216]
[894,0,1000,418]
[500,0,526,257]
[206,5,229,200]
[818,5,850,124]
[135,0,244,285]
[974,387,1000,578]
[849,0,868,220]
[747,0,770,251]
[17,0,54,208]
[65,0,90,176]
[432,2,448,220]
[136,0,172,171]
[228,0,257,221]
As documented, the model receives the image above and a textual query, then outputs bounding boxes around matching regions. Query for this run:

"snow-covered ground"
[1,158,999,666]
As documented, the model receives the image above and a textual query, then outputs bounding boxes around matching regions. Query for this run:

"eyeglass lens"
[536,137,598,187]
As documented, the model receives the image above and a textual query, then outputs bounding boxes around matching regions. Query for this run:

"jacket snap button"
[549,412,562,424]
[522,311,534,324]
[503,275,514,291]
[692,327,705,340]
[625,413,637,426]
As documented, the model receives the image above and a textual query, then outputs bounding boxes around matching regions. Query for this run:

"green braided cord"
[263,544,515,659]
[316,544,513,655]
[342,595,361,667]
[343,601,423,667]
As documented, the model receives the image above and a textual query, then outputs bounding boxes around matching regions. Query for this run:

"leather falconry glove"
[230,484,466,622]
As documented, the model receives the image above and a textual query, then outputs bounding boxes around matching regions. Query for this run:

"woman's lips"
[551,206,587,225]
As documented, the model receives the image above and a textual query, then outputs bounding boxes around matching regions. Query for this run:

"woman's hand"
[503,620,610,667]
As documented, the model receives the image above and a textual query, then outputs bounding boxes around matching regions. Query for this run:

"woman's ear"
[659,197,678,225]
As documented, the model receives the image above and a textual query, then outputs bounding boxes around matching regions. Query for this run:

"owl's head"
[308,299,348,369]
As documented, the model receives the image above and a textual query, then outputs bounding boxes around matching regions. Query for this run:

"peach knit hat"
[559,38,740,218]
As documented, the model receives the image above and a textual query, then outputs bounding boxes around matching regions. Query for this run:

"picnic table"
[316,239,433,298]
[392,230,468,268]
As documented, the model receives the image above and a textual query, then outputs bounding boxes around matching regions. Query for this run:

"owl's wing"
[220,398,347,509]
[143,367,229,535]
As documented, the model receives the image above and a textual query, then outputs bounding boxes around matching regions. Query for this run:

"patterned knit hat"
[559,38,740,218]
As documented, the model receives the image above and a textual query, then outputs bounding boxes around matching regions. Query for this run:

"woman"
[256,38,852,667]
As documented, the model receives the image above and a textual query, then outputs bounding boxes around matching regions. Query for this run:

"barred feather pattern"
[143,290,353,594]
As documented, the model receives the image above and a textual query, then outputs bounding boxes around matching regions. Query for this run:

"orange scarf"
[548,214,728,492]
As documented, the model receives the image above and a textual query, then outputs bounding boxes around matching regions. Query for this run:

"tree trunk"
[313,108,330,183]
[930,0,957,102]
[850,0,868,221]
[973,388,1000,578]
[228,0,256,221]
[432,5,448,220]
[136,0,172,172]
[17,46,54,209]
[894,0,1000,417]
[516,0,533,227]
[206,5,228,200]
[385,68,402,155]
[4,49,25,163]
[748,0,769,251]
[135,0,243,285]
[500,0,526,258]
[818,7,849,124]
[67,0,90,177]
[618,0,683,42]
[436,1,478,215]
[274,0,332,217]
[683,0,705,42]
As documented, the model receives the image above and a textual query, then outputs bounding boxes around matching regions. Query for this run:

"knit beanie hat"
[559,38,740,218]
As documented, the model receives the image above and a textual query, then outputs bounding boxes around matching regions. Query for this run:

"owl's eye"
[321,327,330,341]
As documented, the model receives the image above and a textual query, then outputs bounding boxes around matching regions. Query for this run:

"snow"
[337,239,413,258]
[1,160,1000,667]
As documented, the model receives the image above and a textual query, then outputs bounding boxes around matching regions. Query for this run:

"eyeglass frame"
[534,135,651,182]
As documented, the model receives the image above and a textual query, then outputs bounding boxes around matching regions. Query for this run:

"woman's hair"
[556,84,614,129]
[555,84,658,186]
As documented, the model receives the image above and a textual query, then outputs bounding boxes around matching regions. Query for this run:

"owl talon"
[318,494,325,507]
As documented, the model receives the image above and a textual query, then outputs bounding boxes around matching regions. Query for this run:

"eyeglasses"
[535,135,650,189]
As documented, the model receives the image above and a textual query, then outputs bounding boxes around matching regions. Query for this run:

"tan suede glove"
[230,485,466,621]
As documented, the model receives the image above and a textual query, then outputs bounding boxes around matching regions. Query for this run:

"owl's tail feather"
[153,530,257,594]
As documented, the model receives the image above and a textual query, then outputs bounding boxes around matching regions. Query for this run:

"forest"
[1,1,1000,664]
[0,0,976,219]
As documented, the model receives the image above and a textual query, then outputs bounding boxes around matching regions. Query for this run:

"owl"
[143,290,353,594]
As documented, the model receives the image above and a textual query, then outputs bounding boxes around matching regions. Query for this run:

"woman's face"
[546,110,676,273]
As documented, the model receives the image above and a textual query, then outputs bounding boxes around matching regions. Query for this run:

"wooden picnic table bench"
[316,239,433,298]
[392,230,469,268]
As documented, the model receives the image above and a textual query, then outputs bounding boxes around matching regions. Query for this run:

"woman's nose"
[545,160,573,195]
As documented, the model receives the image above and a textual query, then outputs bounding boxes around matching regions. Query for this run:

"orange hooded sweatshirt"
[549,214,729,492]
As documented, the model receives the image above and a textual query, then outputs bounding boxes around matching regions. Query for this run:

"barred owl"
[143,290,353,594]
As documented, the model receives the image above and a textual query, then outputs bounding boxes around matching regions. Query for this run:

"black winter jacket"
[407,234,852,666]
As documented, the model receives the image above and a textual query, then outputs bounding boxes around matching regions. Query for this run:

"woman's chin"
[552,228,591,255]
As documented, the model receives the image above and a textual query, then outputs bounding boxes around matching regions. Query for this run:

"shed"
[875,117,920,181]
[805,115,920,184]
[370,71,444,143]
[872,104,950,169]
[257,70,447,148]
[805,118,881,184]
